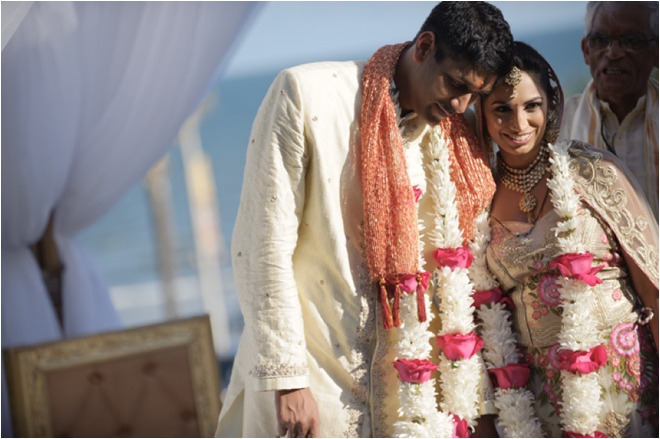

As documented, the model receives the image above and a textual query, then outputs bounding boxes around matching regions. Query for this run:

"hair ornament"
[504,66,522,97]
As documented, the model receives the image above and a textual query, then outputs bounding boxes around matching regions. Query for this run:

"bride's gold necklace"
[497,144,549,221]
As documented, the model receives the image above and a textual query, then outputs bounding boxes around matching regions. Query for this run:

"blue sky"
[224,1,589,78]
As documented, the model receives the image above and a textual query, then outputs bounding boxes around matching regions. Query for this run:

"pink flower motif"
[472,287,502,309]
[605,344,614,357]
[603,252,613,262]
[538,274,562,306]
[611,357,620,367]
[610,322,640,357]
[612,289,622,301]
[538,355,549,367]
[533,311,541,320]
[640,376,650,390]
[437,333,483,361]
[523,353,535,366]
[626,382,634,391]
[532,300,540,309]
[412,185,423,203]
[618,379,628,389]
[627,355,642,377]
[550,252,604,286]
[548,344,562,369]
[543,384,552,393]
[433,247,474,270]
[601,233,609,244]
[488,363,531,389]
[392,359,438,383]
[612,372,621,382]
[534,261,543,270]
[540,307,549,315]
[546,369,555,379]
[548,392,557,402]
[491,227,504,244]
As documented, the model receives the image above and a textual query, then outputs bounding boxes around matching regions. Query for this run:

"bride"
[476,41,658,437]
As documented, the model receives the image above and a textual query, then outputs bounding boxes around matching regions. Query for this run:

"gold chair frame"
[4,315,221,437]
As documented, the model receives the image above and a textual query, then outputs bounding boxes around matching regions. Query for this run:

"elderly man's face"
[581,3,658,106]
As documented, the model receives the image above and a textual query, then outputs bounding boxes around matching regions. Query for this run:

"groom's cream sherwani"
[216,61,491,438]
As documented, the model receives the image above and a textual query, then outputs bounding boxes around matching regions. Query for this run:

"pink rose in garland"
[452,414,469,438]
[499,296,515,310]
[437,333,483,361]
[393,272,430,294]
[488,363,531,389]
[390,272,431,323]
[564,431,607,438]
[557,345,607,374]
[412,185,423,203]
[550,252,603,286]
[392,274,418,293]
[472,287,502,308]
[392,358,438,383]
[433,247,474,270]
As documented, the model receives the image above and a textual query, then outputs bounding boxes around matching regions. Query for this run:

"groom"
[216,2,514,437]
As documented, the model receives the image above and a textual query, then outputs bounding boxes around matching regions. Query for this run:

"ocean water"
[78,26,591,359]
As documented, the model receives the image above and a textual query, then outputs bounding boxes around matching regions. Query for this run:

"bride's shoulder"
[564,140,620,167]
[562,140,638,189]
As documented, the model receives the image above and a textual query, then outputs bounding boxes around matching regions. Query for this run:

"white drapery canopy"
[1,2,259,435]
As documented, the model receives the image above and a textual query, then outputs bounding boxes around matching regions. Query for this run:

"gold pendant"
[519,192,537,213]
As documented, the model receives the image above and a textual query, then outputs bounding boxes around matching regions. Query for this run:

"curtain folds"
[1,2,258,435]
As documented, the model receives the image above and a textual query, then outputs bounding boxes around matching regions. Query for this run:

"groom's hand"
[275,387,320,437]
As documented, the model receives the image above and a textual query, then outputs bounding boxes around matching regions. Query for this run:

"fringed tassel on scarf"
[415,273,427,323]
[379,278,394,329]
[392,281,402,328]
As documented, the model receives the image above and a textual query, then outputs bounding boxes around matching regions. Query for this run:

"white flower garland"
[391,97,454,437]
[547,141,603,435]
[426,127,483,427]
[393,289,455,438]
[391,125,482,437]
[469,210,544,438]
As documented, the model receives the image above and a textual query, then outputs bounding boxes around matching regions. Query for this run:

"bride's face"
[483,71,548,167]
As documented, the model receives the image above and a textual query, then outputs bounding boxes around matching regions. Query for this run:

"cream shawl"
[562,79,659,217]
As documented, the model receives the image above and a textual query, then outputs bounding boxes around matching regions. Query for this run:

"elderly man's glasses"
[587,33,655,51]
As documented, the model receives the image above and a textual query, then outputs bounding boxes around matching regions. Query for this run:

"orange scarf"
[361,44,495,328]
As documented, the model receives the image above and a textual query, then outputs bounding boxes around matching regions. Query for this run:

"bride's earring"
[544,110,559,144]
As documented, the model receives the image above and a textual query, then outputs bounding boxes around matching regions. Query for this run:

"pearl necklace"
[497,144,549,219]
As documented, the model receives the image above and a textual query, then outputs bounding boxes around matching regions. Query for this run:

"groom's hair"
[417,2,514,78]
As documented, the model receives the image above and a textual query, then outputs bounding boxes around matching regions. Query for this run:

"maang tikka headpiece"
[504,66,522,97]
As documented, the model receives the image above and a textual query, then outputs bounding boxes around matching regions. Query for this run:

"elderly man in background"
[560,1,659,219]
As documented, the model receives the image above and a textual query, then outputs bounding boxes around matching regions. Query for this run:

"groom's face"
[404,32,495,126]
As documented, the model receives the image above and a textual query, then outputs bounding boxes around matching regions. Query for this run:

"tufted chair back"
[4,316,221,437]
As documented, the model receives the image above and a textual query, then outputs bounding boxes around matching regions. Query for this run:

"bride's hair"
[498,41,557,102]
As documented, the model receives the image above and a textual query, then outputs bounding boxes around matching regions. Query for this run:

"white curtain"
[1,2,259,435]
